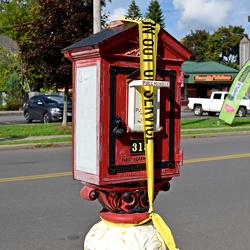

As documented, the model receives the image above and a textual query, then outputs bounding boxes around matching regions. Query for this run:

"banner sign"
[219,59,250,124]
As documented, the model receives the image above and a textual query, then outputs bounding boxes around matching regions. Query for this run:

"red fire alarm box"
[62,21,191,186]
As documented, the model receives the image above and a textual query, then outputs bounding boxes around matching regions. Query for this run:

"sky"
[102,0,250,41]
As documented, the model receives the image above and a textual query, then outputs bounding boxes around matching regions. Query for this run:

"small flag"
[219,59,250,124]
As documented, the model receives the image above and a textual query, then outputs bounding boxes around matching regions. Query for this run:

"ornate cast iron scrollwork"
[80,180,171,214]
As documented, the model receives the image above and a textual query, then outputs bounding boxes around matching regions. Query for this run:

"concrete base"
[84,220,167,250]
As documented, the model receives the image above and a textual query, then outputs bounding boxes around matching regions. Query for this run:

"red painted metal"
[80,180,170,223]
[63,21,191,222]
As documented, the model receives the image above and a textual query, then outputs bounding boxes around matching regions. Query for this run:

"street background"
[0,109,217,126]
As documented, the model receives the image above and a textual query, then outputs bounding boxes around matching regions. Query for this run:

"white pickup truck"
[187,91,250,116]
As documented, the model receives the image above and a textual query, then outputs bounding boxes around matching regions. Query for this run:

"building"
[181,61,238,105]
[239,37,250,69]
[0,34,18,52]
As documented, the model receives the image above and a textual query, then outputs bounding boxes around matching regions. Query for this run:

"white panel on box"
[128,80,170,132]
[75,65,97,174]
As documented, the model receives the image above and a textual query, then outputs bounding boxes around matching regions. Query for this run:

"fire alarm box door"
[107,66,180,184]
[128,79,170,133]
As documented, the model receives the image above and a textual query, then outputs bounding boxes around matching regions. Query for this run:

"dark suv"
[23,95,72,123]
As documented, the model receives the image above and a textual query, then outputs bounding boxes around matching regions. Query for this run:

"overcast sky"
[102,0,250,41]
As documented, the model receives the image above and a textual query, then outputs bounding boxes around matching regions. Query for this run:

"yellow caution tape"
[150,212,179,250]
[119,17,179,250]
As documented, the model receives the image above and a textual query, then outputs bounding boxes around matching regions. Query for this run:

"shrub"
[4,72,23,110]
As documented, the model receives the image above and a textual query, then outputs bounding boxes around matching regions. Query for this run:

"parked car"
[23,95,72,123]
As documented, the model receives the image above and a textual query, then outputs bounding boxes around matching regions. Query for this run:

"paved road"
[0,111,212,125]
[181,109,219,118]
[1,135,250,249]
[0,112,25,125]
[0,113,60,125]
[0,147,90,250]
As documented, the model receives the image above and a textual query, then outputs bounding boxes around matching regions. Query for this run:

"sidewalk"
[0,135,72,150]
[0,110,23,115]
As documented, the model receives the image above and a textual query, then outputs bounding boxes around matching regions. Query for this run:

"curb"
[0,111,23,115]
[0,141,72,150]
[181,130,250,139]
[1,131,250,150]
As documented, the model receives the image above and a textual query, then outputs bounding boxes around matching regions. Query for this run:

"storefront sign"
[193,74,233,82]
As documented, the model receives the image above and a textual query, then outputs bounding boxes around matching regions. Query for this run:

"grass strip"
[181,117,250,129]
[0,137,72,146]
[0,123,72,138]
[0,117,250,146]
[181,127,250,135]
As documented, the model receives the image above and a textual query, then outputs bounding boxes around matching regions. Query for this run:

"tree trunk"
[93,0,101,33]
[62,83,68,126]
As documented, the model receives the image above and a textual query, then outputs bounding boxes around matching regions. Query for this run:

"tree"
[19,0,108,125]
[181,30,210,62]
[0,45,22,90]
[181,25,248,69]
[145,0,165,28]
[21,0,93,126]
[0,46,13,92]
[125,0,142,19]
[0,0,38,102]
[4,71,23,110]
[206,26,247,68]
[0,46,28,109]
[20,0,94,88]
[0,0,37,43]
[0,0,111,114]
[1,0,111,92]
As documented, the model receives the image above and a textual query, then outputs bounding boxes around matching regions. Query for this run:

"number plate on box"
[130,139,145,155]
[130,139,156,155]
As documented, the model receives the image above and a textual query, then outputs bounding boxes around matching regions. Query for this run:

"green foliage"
[181,26,248,69]
[4,71,23,110]
[126,0,142,18]
[0,123,72,138]
[1,0,109,92]
[0,47,10,91]
[0,0,38,43]
[181,30,210,62]
[19,0,105,91]
[39,87,56,93]
[0,46,22,92]
[0,104,6,111]
[0,0,38,94]
[181,117,250,129]
[207,26,246,66]
[145,0,165,28]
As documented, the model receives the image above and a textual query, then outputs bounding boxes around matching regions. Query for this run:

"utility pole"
[93,0,101,34]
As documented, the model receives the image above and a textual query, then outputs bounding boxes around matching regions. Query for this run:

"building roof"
[182,61,238,74]
[182,61,239,84]
[62,22,136,52]
[0,34,18,52]
[62,20,191,62]
[240,36,250,44]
